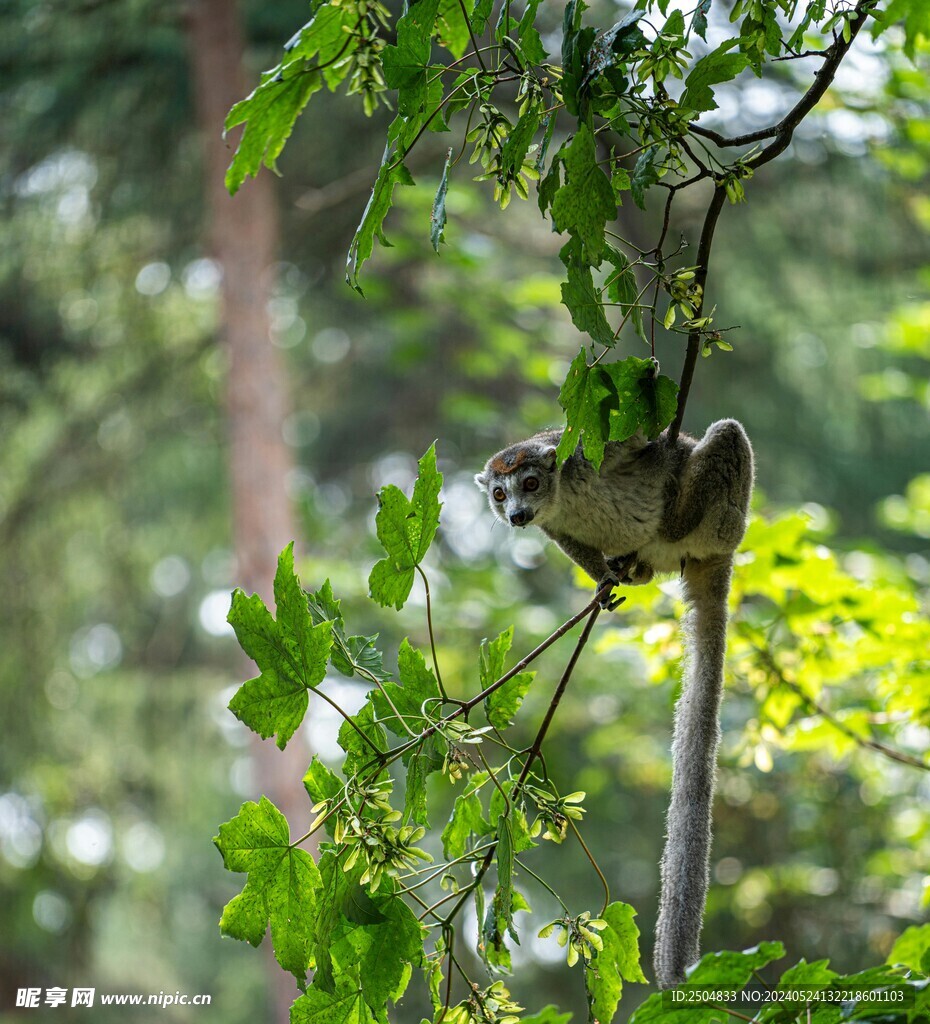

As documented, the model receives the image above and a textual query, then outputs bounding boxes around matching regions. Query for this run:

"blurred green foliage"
[1,0,929,1021]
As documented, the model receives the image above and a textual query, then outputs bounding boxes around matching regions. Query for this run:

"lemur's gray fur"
[475,420,754,989]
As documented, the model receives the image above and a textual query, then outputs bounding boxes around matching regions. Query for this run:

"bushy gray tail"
[654,555,733,989]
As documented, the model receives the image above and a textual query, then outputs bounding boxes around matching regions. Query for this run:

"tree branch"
[667,183,726,442]
[669,0,876,439]
[753,642,929,772]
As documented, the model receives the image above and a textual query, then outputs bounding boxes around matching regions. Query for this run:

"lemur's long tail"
[653,555,733,990]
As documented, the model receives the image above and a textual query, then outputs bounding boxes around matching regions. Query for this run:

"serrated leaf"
[501,108,542,178]
[329,898,425,1008]
[382,0,441,117]
[303,756,344,815]
[225,71,323,195]
[679,50,750,113]
[535,112,557,174]
[551,124,616,260]
[517,0,548,63]
[306,579,389,684]
[372,639,443,736]
[431,149,453,252]
[756,960,839,1024]
[604,245,645,342]
[368,444,443,610]
[561,0,596,116]
[482,629,535,730]
[538,147,563,215]
[437,0,471,57]
[629,944,786,1024]
[585,902,647,1024]
[602,356,678,442]
[214,796,323,984]
[291,971,377,1024]
[469,0,494,35]
[311,851,425,1013]
[403,741,431,826]
[481,815,517,971]
[227,544,334,750]
[630,146,660,211]
[346,149,415,293]
[223,4,358,197]
[559,237,615,349]
[888,924,930,972]
[489,785,536,853]
[338,701,388,777]
[691,0,712,40]
[442,789,492,858]
[582,10,646,91]
[556,348,613,468]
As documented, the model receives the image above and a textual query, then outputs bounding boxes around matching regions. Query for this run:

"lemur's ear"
[543,447,557,470]
[474,472,487,489]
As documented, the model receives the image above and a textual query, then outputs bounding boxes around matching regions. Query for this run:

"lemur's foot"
[607,553,655,586]
[595,572,625,611]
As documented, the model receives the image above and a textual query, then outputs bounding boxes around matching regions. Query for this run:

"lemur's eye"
[492,487,506,503]
[523,477,539,492]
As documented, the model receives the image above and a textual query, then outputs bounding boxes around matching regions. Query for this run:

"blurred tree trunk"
[187,2,307,1020]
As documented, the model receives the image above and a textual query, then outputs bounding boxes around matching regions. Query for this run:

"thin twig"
[667,183,726,442]
[515,604,602,789]
[669,0,877,439]
[752,641,929,772]
[417,565,448,700]
[567,816,611,916]
[457,0,489,73]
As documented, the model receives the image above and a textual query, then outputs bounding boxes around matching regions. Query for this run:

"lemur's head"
[475,438,559,529]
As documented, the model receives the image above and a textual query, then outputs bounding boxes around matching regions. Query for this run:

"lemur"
[475,420,754,989]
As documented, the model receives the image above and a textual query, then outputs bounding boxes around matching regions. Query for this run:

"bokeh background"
[2,0,929,1021]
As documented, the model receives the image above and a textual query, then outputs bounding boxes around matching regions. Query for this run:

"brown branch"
[753,642,929,772]
[668,0,876,439]
[748,0,876,171]
[515,603,602,788]
[667,183,726,442]
[438,598,606,929]
[689,123,777,148]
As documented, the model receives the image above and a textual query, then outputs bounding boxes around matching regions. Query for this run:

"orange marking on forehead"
[490,449,529,475]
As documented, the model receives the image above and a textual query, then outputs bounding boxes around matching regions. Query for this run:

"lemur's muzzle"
[509,509,534,527]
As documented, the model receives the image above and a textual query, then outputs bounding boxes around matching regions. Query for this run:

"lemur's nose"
[509,509,533,527]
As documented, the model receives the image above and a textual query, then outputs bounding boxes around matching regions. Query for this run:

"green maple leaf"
[602,357,678,442]
[585,902,647,1024]
[442,786,492,859]
[481,627,535,729]
[630,146,661,211]
[346,152,415,293]
[307,579,390,683]
[368,443,443,610]
[302,756,344,835]
[551,124,616,260]
[604,245,646,343]
[371,639,443,736]
[381,0,441,116]
[310,852,426,1013]
[679,50,751,113]
[227,544,334,750]
[629,943,785,1024]
[559,237,615,349]
[291,968,377,1024]
[215,796,323,984]
[556,349,613,468]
